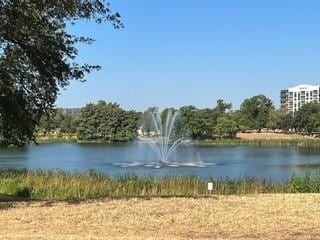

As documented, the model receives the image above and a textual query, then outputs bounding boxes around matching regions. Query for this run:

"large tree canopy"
[293,102,320,134]
[77,101,138,142]
[0,0,122,146]
[239,94,274,131]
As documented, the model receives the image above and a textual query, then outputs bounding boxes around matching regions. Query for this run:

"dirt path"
[1,194,320,240]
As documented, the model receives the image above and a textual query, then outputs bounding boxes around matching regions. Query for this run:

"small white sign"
[208,182,213,191]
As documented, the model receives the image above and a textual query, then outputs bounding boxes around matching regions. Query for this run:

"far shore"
[1,194,320,239]
[35,132,320,146]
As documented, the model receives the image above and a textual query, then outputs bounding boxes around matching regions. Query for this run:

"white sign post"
[208,182,213,195]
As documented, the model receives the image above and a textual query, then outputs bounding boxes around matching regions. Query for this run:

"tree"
[215,117,238,138]
[240,95,274,132]
[279,113,294,132]
[179,106,220,140]
[77,101,138,142]
[161,108,178,125]
[139,107,158,135]
[215,99,232,114]
[266,109,290,132]
[38,108,78,134]
[201,108,219,139]
[230,110,248,132]
[293,103,320,134]
[179,106,206,140]
[0,0,122,146]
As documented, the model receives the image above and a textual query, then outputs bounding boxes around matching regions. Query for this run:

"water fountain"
[114,109,209,168]
[141,110,208,168]
[146,110,184,166]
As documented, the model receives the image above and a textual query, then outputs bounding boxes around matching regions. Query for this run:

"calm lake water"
[0,142,319,181]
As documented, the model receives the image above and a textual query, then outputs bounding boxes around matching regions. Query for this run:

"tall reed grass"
[1,169,320,200]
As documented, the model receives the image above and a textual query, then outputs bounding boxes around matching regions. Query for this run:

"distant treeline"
[39,101,139,142]
[37,95,320,143]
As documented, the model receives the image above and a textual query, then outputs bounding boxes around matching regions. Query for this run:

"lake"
[0,142,319,181]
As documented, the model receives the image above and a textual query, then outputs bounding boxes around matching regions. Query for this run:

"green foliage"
[293,102,320,134]
[289,170,320,193]
[178,100,232,140]
[179,106,206,139]
[1,169,320,200]
[266,109,288,131]
[215,99,232,114]
[0,0,122,146]
[215,116,239,138]
[137,100,320,137]
[138,107,158,135]
[77,101,138,142]
[279,112,294,131]
[38,108,78,134]
[239,95,274,131]
[179,107,213,139]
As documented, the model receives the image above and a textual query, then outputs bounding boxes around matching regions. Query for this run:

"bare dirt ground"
[1,194,320,239]
[236,132,307,140]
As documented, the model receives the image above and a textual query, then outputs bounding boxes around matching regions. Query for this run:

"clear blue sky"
[56,0,320,111]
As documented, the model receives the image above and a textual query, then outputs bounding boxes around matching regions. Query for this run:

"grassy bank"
[0,169,320,200]
[195,138,320,147]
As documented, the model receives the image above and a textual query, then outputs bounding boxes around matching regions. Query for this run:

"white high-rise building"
[280,84,320,113]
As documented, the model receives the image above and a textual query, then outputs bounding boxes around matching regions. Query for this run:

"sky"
[56,0,320,111]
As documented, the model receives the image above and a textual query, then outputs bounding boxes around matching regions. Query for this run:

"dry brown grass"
[1,194,320,239]
[236,132,307,140]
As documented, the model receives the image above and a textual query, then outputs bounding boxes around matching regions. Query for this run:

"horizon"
[58,83,320,112]
[56,0,320,111]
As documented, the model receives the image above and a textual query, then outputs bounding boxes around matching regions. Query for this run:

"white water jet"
[146,110,183,165]
[114,110,211,168]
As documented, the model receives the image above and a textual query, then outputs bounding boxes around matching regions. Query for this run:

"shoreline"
[36,136,320,148]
